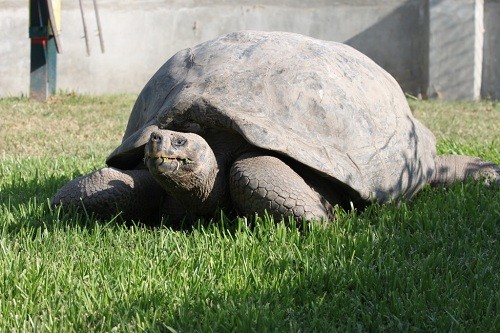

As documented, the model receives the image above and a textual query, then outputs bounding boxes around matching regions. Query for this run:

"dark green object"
[29,0,57,101]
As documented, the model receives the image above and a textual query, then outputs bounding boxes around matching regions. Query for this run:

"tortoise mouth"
[144,155,195,174]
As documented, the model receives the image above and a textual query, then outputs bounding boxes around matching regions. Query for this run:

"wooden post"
[29,0,61,101]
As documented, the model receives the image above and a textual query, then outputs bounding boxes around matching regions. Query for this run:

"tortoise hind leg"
[52,167,167,223]
[431,155,500,187]
[229,153,339,222]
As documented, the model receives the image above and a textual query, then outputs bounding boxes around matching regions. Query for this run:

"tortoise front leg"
[52,167,167,223]
[229,153,338,222]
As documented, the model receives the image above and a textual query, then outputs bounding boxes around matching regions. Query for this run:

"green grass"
[0,95,499,332]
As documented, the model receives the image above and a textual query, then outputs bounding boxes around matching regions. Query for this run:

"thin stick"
[78,0,90,56]
[92,0,105,53]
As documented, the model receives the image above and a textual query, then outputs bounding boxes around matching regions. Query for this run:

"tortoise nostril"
[150,132,163,143]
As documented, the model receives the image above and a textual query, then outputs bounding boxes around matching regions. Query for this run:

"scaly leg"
[52,167,167,223]
[229,153,340,222]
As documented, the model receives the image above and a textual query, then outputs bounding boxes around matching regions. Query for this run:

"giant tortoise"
[52,31,499,223]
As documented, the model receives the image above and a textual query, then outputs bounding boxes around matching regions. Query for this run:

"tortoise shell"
[107,31,436,203]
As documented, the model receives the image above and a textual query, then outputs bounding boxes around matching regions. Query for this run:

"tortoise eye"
[172,137,187,147]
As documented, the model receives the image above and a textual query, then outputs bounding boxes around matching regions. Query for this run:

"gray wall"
[482,0,500,99]
[428,0,483,100]
[0,0,498,100]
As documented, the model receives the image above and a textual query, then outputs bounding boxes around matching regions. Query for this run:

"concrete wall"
[0,0,498,100]
[482,0,500,99]
[427,0,485,100]
[1,2,29,97]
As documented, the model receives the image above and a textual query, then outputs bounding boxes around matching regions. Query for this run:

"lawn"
[0,95,499,332]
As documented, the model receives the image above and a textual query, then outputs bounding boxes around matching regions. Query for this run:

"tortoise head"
[144,129,219,210]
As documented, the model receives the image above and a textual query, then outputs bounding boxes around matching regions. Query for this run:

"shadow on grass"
[95,185,498,332]
[81,272,363,332]
[0,164,308,236]
[2,174,499,331]
[0,170,220,236]
[0,172,122,235]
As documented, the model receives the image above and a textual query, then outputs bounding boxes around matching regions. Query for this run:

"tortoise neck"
[175,164,229,217]
[185,133,251,216]
[158,130,251,217]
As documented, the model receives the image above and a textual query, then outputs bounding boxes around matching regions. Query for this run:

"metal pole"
[29,0,57,101]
